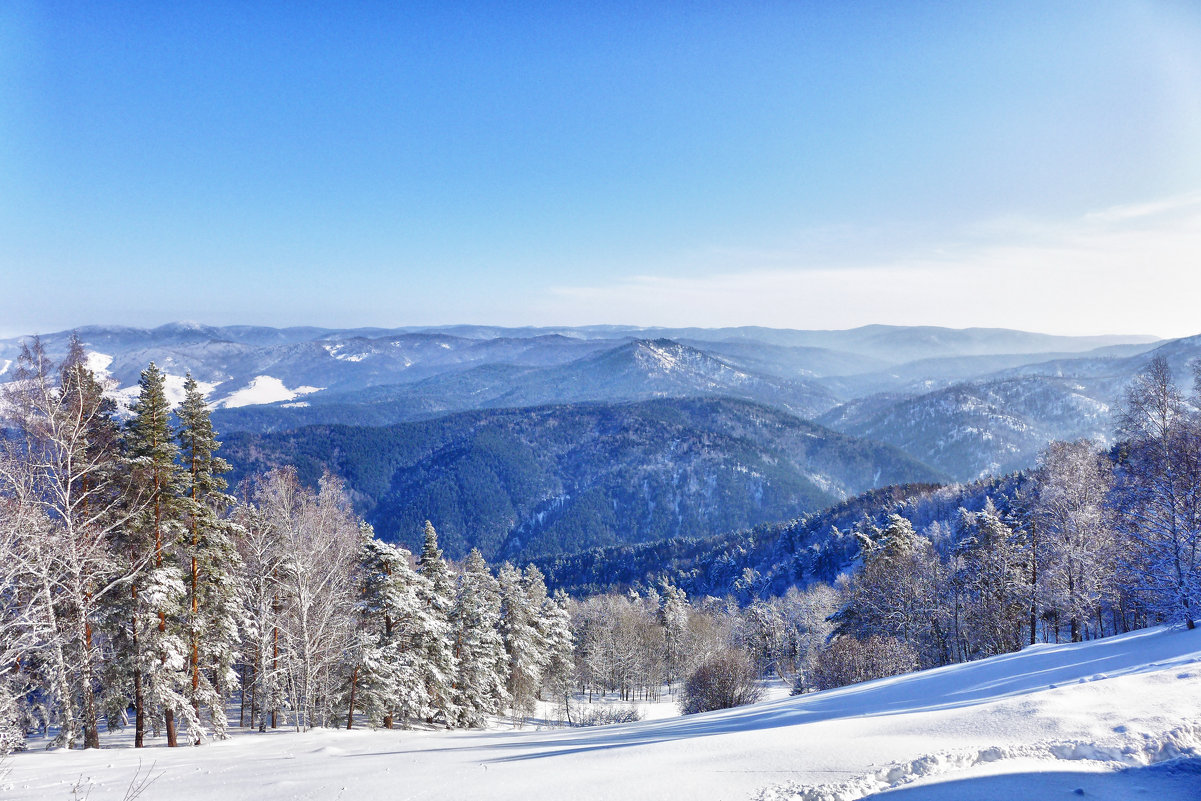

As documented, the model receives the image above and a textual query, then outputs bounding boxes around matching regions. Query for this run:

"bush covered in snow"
[678,652,762,715]
[570,704,644,727]
[811,635,918,690]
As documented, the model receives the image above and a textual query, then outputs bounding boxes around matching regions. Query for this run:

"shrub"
[678,651,763,715]
[570,704,644,727]
[810,635,919,691]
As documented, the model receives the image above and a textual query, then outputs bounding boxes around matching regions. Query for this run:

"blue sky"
[3,2,1200,336]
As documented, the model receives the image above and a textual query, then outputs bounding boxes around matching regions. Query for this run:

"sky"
[3,1,1201,338]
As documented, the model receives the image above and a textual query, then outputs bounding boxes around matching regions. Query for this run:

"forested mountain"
[818,377,1113,480]
[536,477,1020,600]
[3,322,1191,515]
[221,397,946,562]
[211,338,840,432]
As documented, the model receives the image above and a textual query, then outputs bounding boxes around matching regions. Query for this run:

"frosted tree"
[114,362,194,747]
[1035,441,1117,642]
[658,583,691,690]
[539,589,575,712]
[415,521,459,724]
[832,514,946,667]
[449,549,509,727]
[232,497,286,731]
[1114,356,1201,629]
[0,489,51,753]
[497,563,546,721]
[346,523,433,728]
[176,374,242,740]
[258,469,360,729]
[956,501,1026,657]
[1,337,134,749]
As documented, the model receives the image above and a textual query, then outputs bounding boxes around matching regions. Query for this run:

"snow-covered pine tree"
[540,588,575,715]
[117,362,194,747]
[348,522,432,728]
[956,500,1026,657]
[497,563,547,721]
[415,521,459,724]
[831,514,944,666]
[449,549,509,727]
[176,373,242,740]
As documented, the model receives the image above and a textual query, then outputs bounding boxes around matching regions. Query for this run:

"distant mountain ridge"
[220,396,947,562]
[4,321,1194,507]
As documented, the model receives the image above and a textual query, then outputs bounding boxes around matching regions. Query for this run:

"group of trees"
[564,582,837,712]
[3,338,1198,750]
[0,340,573,753]
[821,356,1200,688]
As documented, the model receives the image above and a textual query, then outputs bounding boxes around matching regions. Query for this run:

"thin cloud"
[543,193,1201,337]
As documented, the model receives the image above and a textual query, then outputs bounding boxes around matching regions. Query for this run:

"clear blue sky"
[3,1,1200,336]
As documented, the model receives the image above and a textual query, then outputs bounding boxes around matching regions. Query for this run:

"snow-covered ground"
[6,625,1199,801]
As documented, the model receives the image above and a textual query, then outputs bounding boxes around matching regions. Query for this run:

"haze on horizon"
[3,2,1200,339]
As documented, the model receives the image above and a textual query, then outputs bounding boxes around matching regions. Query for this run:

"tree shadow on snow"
[348,627,1199,764]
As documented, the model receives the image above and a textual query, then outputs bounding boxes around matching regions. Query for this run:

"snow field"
[5,625,1199,801]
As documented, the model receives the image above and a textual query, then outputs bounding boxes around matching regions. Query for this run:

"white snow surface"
[5,625,1200,801]
[217,375,322,408]
[84,351,114,376]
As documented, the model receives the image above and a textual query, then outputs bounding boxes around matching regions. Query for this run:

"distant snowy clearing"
[6,625,1200,801]
[217,375,323,408]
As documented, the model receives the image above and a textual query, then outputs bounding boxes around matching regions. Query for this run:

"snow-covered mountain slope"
[1,322,1190,484]
[7,625,1199,801]
[222,397,944,561]
[819,377,1113,481]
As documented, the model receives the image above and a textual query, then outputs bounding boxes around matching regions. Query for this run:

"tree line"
[810,355,1200,687]
[3,339,1198,752]
[0,338,572,752]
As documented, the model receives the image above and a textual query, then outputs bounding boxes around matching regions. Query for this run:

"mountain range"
[3,321,1191,560]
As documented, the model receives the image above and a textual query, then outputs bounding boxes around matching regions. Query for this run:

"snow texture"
[217,375,322,408]
[5,625,1199,801]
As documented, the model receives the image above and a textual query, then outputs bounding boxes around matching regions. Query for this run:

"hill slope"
[8,625,1199,801]
[222,397,945,561]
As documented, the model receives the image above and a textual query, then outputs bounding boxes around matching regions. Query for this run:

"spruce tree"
[415,521,458,724]
[449,549,509,727]
[497,563,546,721]
[176,373,241,740]
[118,363,192,747]
[349,523,431,728]
[539,588,575,714]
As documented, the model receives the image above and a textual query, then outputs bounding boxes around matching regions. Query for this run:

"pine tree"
[956,501,1026,657]
[497,563,547,721]
[176,373,242,740]
[449,549,509,727]
[348,523,432,728]
[117,362,192,747]
[415,521,458,724]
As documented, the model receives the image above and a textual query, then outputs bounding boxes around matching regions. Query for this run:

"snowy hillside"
[6,624,1199,801]
[1,322,1192,488]
[820,377,1114,480]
